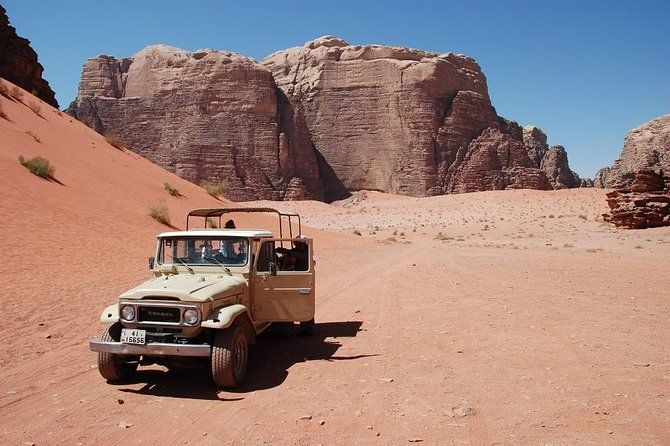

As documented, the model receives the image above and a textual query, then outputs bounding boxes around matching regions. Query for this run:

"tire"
[97,323,138,382]
[211,325,248,388]
[299,318,315,336]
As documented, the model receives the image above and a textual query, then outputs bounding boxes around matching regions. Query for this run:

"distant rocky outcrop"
[0,6,58,107]
[68,36,584,201]
[603,169,670,229]
[595,115,670,189]
[66,45,323,201]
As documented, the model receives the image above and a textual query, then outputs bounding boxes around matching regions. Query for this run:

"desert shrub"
[200,179,228,198]
[104,131,123,149]
[28,101,41,115]
[18,155,54,178]
[353,229,362,236]
[163,182,182,197]
[26,130,41,143]
[148,200,171,226]
[10,86,23,100]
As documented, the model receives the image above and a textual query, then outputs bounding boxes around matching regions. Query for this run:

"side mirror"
[148,257,155,270]
[268,261,277,276]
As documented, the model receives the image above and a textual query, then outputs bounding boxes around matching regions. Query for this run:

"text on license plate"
[120,328,146,345]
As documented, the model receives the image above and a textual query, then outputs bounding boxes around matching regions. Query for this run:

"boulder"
[603,170,670,229]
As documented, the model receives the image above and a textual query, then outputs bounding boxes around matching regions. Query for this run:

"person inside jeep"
[276,238,309,271]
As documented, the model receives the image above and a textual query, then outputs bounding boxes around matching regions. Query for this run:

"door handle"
[298,288,311,295]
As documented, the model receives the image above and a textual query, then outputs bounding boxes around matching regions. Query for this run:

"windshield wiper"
[203,256,232,275]
[164,253,195,275]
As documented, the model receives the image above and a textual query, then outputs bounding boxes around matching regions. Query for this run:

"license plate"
[120,328,146,345]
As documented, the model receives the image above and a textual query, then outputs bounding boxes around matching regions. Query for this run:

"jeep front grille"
[137,306,181,323]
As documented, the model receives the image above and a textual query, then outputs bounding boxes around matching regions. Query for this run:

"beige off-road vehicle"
[89,208,315,388]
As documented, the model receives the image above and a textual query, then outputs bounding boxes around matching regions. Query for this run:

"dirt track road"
[1,190,669,445]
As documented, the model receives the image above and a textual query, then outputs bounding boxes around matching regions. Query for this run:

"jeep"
[89,207,315,388]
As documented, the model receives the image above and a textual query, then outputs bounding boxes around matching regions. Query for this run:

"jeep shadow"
[116,320,372,400]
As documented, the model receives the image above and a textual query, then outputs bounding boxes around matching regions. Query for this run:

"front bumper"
[89,340,211,357]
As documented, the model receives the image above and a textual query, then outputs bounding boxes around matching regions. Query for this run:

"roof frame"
[186,207,301,240]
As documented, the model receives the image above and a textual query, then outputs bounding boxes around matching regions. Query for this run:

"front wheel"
[211,326,248,388]
[97,323,138,381]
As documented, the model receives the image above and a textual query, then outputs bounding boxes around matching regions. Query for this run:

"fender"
[201,304,251,330]
[100,303,119,323]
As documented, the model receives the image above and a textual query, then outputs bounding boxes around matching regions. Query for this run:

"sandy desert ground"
[1,84,669,445]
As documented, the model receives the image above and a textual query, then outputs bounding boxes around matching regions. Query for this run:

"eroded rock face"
[69,36,583,201]
[0,6,58,107]
[540,146,580,189]
[595,115,670,189]
[603,170,670,229]
[67,45,323,201]
[263,36,579,200]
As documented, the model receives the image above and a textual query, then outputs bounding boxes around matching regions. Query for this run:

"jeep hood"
[119,274,246,302]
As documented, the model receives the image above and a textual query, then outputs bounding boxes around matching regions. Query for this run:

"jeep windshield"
[157,236,249,266]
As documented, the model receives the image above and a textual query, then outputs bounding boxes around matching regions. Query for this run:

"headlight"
[183,308,199,325]
[120,305,135,321]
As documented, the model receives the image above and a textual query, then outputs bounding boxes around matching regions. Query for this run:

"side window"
[256,241,275,272]
[256,240,311,272]
[276,240,310,272]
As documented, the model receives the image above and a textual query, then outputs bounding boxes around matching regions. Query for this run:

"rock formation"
[67,45,323,201]
[263,36,581,200]
[603,169,670,229]
[595,115,670,189]
[68,36,584,201]
[0,6,58,107]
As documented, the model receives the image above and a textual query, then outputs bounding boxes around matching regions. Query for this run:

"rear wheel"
[97,323,138,381]
[211,326,248,388]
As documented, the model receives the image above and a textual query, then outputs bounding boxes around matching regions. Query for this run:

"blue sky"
[4,0,668,177]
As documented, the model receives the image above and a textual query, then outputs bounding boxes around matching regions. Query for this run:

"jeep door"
[252,238,315,322]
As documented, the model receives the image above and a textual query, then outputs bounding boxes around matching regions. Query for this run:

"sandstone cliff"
[263,36,581,200]
[0,6,57,107]
[68,36,583,201]
[595,115,669,189]
[67,45,323,201]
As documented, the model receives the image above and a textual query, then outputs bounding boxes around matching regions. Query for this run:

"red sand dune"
[1,82,669,445]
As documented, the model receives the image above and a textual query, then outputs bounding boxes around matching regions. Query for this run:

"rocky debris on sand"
[68,36,583,201]
[455,406,476,417]
[0,6,58,107]
[595,115,670,189]
[603,170,670,229]
[118,421,133,429]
